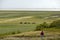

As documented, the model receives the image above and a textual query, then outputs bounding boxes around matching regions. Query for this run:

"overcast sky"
[0,0,60,10]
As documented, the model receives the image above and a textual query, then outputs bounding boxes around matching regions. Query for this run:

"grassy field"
[1,31,60,40]
[0,11,60,38]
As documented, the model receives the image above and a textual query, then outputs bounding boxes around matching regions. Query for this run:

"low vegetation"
[35,20,60,31]
[0,30,21,37]
[50,20,60,28]
[0,11,60,40]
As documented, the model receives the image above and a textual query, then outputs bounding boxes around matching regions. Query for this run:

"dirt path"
[0,16,33,23]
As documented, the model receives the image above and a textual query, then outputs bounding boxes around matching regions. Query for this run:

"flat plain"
[0,11,60,40]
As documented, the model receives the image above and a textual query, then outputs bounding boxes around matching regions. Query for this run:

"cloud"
[0,0,60,9]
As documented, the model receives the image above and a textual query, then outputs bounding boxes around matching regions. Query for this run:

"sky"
[0,0,60,10]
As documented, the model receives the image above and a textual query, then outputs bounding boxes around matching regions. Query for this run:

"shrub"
[35,22,49,31]
[24,22,27,24]
[20,22,23,24]
[11,32,15,34]
[49,20,60,28]
[35,25,41,31]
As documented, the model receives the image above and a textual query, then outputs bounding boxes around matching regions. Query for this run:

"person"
[40,31,44,40]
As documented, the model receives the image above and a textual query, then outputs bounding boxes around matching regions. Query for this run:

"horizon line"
[0,8,60,11]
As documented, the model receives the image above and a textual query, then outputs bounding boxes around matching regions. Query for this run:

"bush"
[35,22,49,31]
[35,25,41,31]
[35,20,60,31]
[20,22,23,24]
[24,22,27,24]
[11,32,16,34]
[41,22,49,28]
[49,20,60,28]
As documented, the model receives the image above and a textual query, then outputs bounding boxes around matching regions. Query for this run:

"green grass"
[0,11,60,36]
[0,11,60,18]
[0,24,37,34]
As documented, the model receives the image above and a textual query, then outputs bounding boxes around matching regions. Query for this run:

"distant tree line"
[20,22,36,24]
[35,20,60,31]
